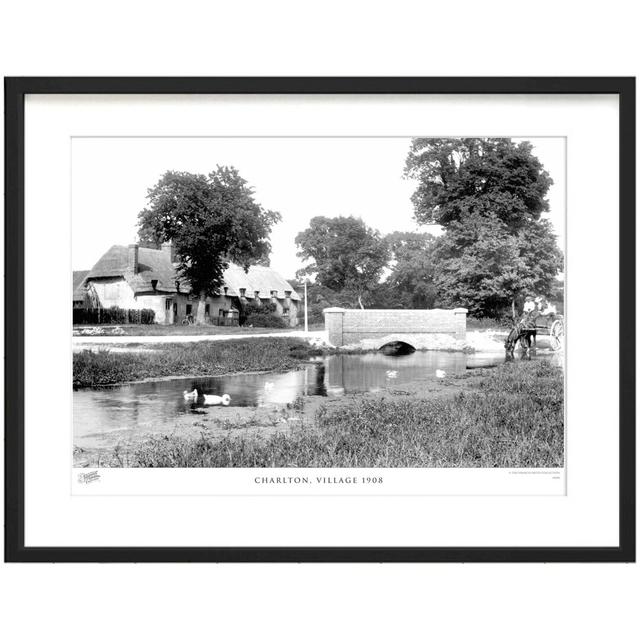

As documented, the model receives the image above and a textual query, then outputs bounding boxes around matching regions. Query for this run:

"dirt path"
[73,329,327,350]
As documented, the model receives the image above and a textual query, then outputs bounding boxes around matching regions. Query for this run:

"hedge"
[73,307,156,325]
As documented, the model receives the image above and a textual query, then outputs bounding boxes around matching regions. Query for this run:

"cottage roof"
[72,270,90,301]
[85,245,300,301]
[222,263,300,300]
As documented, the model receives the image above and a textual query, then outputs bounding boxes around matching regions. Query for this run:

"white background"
[1,2,638,639]
[28,94,601,545]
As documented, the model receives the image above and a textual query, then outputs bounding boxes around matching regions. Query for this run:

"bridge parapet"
[323,307,468,347]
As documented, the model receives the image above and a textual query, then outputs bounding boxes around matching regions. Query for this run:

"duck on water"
[183,389,232,406]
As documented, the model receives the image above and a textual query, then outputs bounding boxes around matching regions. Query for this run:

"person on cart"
[520,295,538,331]
[535,295,557,318]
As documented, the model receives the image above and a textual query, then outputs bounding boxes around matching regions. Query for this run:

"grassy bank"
[112,360,563,468]
[73,337,322,388]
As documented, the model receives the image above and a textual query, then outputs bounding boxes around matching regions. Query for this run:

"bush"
[247,314,288,328]
[240,301,288,328]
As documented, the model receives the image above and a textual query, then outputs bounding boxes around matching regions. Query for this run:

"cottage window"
[205,304,210,315]
[165,299,171,311]
[186,304,192,316]
[239,288,246,297]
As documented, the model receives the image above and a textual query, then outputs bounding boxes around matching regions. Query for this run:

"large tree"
[295,216,390,308]
[405,138,553,228]
[138,167,280,323]
[405,138,563,317]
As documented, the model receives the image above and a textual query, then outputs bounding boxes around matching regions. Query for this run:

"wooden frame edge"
[4,76,635,563]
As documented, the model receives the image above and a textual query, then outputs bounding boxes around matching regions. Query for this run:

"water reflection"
[322,351,468,395]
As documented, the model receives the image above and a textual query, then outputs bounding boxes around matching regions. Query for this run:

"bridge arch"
[377,339,417,355]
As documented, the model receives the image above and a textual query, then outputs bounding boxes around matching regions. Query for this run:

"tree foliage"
[405,138,563,317]
[138,167,280,323]
[431,214,522,317]
[405,138,553,229]
[385,231,438,309]
[295,216,390,308]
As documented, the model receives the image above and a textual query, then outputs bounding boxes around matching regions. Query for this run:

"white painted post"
[304,280,308,334]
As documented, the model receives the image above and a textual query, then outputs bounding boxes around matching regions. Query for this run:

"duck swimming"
[183,389,198,400]
[202,393,231,406]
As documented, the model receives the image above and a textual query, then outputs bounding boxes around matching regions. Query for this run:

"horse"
[504,324,537,353]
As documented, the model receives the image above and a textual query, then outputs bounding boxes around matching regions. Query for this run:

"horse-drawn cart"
[532,313,565,351]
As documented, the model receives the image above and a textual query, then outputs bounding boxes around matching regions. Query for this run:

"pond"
[73,349,562,453]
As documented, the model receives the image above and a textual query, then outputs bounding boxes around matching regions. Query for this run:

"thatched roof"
[85,245,300,300]
[223,263,300,300]
[73,270,90,301]
[87,245,187,294]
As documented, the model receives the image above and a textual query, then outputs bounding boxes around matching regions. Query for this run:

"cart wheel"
[550,319,564,351]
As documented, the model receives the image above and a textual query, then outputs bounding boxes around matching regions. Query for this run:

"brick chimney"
[161,240,175,263]
[127,243,139,273]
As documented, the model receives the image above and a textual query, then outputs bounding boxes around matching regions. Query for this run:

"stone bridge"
[323,307,468,349]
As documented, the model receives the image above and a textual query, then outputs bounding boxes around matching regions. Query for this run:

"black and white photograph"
[72,135,565,472]
[2,2,637,635]
[4,75,634,568]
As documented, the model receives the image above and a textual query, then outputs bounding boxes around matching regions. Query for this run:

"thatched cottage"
[73,243,300,326]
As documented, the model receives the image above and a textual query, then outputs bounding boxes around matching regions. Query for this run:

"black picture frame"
[4,77,635,563]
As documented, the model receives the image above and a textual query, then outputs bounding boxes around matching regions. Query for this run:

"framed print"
[4,77,635,562]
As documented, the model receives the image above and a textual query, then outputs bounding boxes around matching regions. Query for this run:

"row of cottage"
[73,242,301,326]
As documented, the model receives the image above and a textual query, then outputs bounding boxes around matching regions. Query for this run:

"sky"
[72,137,566,279]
